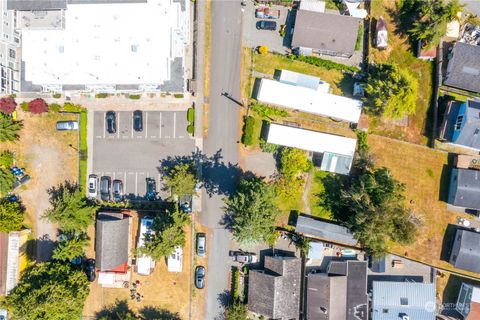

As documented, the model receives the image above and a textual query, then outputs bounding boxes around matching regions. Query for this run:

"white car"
[87,174,98,198]
[231,251,258,264]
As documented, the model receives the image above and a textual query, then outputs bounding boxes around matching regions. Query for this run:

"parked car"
[145,178,156,201]
[180,195,192,213]
[100,176,111,201]
[112,179,123,202]
[133,110,143,132]
[230,251,258,264]
[56,121,79,131]
[84,258,96,282]
[256,20,277,31]
[197,233,206,257]
[12,175,30,189]
[106,111,116,134]
[255,7,280,19]
[195,266,205,289]
[88,174,98,198]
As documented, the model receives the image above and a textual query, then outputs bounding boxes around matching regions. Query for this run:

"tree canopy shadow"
[312,173,349,223]
[47,180,79,204]
[95,300,135,320]
[139,306,181,320]
[158,149,243,197]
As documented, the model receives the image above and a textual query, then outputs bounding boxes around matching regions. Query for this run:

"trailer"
[255,7,280,19]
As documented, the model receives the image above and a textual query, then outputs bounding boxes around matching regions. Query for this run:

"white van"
[167,247,183,272]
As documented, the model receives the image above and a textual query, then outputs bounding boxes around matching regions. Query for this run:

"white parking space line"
[135,172,138,196]
[165,135,170,139]
[117,113,120,139]
[96,135,102,139]
[131,114,134,139]
[150,136,156,139]
[103,112,106,139]
[113,172,116,180]
[178,135,184,139]
[122,136,129,139]
[159,112,162,138]
[145,112,149,138]
[173,112,176,138]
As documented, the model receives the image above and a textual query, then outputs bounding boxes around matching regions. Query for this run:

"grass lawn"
[253,52,354,96]
[369,0,433,145]
[308,169,333,220]
[369,134,480,278]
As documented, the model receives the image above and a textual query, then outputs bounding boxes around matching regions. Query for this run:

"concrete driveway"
[91,110,195,200]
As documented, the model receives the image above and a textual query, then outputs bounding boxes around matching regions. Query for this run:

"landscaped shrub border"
[242,116,255,146]
[289,54,360,73]
[187,107,195,136]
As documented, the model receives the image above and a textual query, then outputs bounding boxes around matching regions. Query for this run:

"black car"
[100,176,111,201]
[106,111,116,134]
[84,258,96,282]
[256,20,277,31]
[112,179,123,202]
[133,110,143,132]
[145,178,156,201]
[195,266,205,289]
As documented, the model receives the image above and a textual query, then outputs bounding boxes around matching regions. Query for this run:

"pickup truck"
[255,7,280,19]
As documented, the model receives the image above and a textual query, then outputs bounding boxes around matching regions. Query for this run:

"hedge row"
[242,116,255,146]
[290,55,360,73]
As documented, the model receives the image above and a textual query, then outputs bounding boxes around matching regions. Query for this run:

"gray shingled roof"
[306,261,368,320]
[295,215,357,246]
[450,229,480,273]
[95,212,130,272]
[248,256,301,319]
[292,10,359,57]
[448,168,480,210]
[444,42,480,94]
[7,0,67,10]
[443,100,480,150]
[371,282,436,320]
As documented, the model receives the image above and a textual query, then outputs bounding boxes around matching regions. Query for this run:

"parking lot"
[91,110,195,200]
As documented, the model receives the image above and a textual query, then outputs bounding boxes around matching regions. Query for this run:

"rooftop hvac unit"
[401,316,410,320]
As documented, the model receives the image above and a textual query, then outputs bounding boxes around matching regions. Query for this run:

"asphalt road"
[201,0,243,319]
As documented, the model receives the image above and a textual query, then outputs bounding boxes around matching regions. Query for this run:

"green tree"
[141,209,190,260]
[0,168,15,197]
[0,113,22,142]
[224,176,279,245]
[0,150,14,168]
[2,261,90,320]
[364,63,418,119]
[225,302,248,320]
[339,165,418,257]
[44,184,97,232]
[279,147,312,179]
[52,233,88,261]
[0,199,24,232]
[164,163,197,198]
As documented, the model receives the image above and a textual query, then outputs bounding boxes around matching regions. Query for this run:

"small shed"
[295,215,357,246]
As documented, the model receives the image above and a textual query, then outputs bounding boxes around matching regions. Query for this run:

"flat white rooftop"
[21,0,189,89]
[256,78,362,123]
[267,123,357,156]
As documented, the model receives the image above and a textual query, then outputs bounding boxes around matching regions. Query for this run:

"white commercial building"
[14,0,190,93]
[267,123,357,175]
[256,78,362,123]
[0,1,21,94]
[136,218,155,276]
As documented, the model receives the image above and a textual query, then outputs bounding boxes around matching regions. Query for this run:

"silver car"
[196,233,206,257]
[56,121,79,131]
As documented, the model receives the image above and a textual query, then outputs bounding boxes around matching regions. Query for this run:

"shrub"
[250,103,288,118]
[279,25,286,37]
[187,124,194,135]
[187,107,195,123]
[233,267,240,301]
[258,46,269,55]
[49,103,61,113]
[95,93,109,99]
[355,23,364,51]
[128,94,142,100]
[259,139,279,153]
[173,93,184,99]
[0,97,17,114]
[52,93,62,99]
[355,130,369,152]
[63,103,85,113]
[28,98,49,114]
[20,102,29,112]
[290,54,360,73]
[241,116,255,146]
[0,150,14,168]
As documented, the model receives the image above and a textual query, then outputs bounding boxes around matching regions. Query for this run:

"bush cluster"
[289,55,360,73]
[242,116,256,146]
[28,98,49,114]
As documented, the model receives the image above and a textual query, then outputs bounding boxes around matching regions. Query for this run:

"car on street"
[88,174,98,198]
[133,110,143,132]
[195,266,205,289]
[56,121,79,131]
[230,251,258,264]
[256,20,277,31]
[196,233,206,257]
[112,179,123,202]
[145,178,156,201]
[106,111,116,134]
[84,258,96,282]
[100,176,111,201]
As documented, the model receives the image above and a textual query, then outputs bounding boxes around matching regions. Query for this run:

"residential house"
[292,10,359,58]
[371,281,436,320]
[440,100,480,151]
[295,215,357,246]
[267,124,357,175]
[448,168,480,212]
[449,229,480,273]
[444,42,480,94]
[276,69,330,93]
[256,78,363,123]
[248,255,301,319]
[456,282,480,319]
[136,218,155,276]
[306,260,368,320]
[95,211,131,286]
[167,247,183,273]
[7,0,190,94]
[0,230,30,295]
